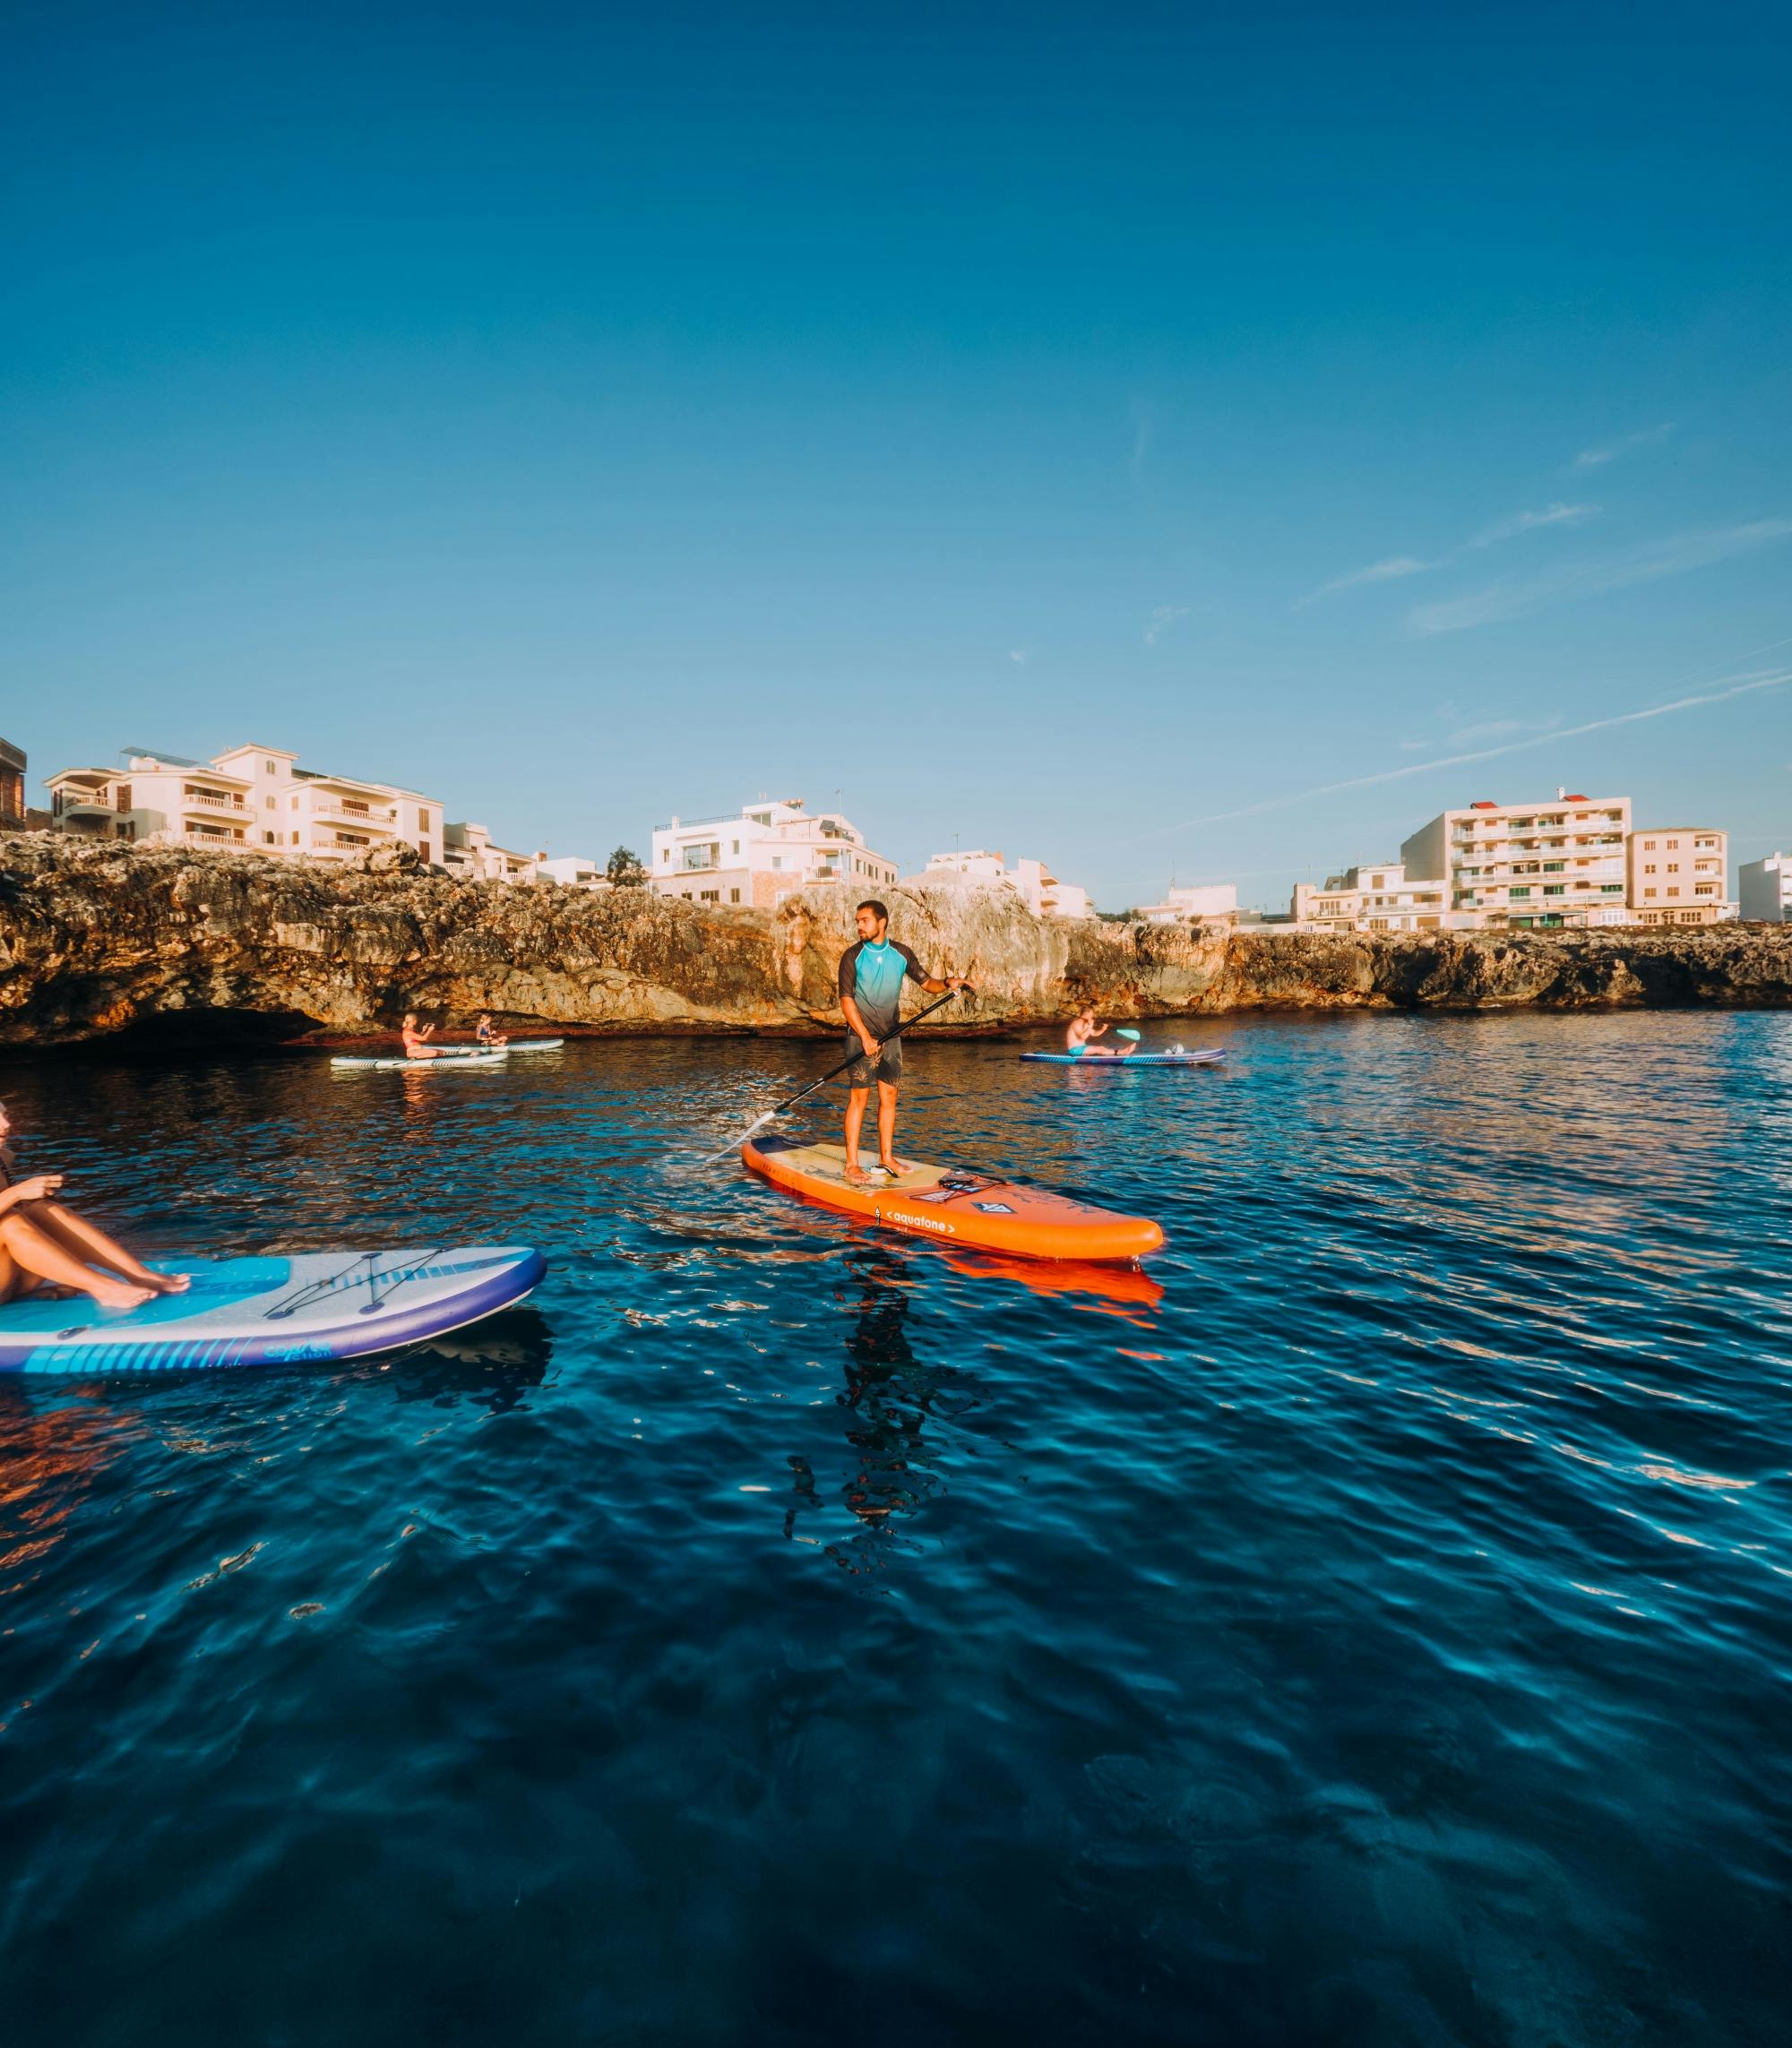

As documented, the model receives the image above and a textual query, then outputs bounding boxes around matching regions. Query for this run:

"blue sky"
[5,0,1788,908]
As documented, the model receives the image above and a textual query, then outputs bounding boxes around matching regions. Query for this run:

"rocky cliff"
[2,837,1789,1048]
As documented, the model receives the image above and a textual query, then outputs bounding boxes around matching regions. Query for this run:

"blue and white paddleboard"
[0,1244,547,1375]
[329,1038,564,1070]
[1021,1049,1227,1067]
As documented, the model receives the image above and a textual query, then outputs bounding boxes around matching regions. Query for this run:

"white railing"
[185,791,247,812]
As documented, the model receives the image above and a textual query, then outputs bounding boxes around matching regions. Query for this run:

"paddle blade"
[1116,1028,1142,1040]
[690,1107,776,1172]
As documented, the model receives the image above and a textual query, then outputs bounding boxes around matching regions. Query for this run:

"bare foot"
[90,1278,155,1312]
[876,1157,914,1178]
[146,1272,192,1295]
[843,1162,871,1186]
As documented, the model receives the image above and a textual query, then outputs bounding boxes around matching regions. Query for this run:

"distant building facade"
[1739,853,1792,922]
[533,855,610,891]
[444,821,538,882]
[651,798,898,908]
[1626,828,1733,925]
[1137,883,1237,923]
[45,744,444,866]
[917,848,1091,919]
[1401,793,1632,929]
[1,737,25,829]
[1291,863,1458,933]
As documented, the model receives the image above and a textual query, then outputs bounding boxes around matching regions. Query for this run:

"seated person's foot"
[146,1271,192,1295]
[90,1278,156,1312]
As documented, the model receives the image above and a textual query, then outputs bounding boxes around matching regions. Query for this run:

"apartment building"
[444,821,538,883]
[534,855,610,891]
[1626,827,1733,925]
[651,798,898,908]
[1,737,26,828]
[1738,853,1792,922]
[1137,882,1238,923]
[1291,863,1458,933]
[918,848,1092,918]
[1400,792,1632,929]
[45,744,444,866]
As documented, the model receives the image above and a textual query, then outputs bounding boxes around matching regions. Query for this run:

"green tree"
[607,846,650,888]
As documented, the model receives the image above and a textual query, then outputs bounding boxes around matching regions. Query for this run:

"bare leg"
[28,1201,188,1293]
[843,1088,871,1183]
[876,1081,909,1175]
[0,1213,153,1312]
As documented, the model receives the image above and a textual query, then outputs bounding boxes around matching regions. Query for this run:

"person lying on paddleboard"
[1065,1009,1135,1058]
[839,899,970,1185]
[474,1013,508,1049]
[400,1013,444,1061]
[0,1102,189,1312]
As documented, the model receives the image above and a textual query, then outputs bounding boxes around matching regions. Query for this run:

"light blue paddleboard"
[0,1244,547,1374]
[1021,1049,1226,1067]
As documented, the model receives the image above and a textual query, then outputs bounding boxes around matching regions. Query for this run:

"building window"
[771,856,781,870]
[1667,863,1679,873]
[731,839,740,855]
[730,888,740,903]
[291,832,300,845]
[264,831,276,845]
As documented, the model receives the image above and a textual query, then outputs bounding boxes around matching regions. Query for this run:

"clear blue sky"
[6,0,1788,908]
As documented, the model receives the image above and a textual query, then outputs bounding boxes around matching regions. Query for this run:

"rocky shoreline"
[2,837,1789,1048]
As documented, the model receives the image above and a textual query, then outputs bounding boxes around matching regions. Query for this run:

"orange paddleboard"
[742,1134,1165,1264]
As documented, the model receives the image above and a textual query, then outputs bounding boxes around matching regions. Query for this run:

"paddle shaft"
[769,986,964,1116]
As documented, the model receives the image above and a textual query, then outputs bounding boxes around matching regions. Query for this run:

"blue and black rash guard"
[838,938,927,1040]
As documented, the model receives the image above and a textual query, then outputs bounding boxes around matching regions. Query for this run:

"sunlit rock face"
[2,838,1788,1046]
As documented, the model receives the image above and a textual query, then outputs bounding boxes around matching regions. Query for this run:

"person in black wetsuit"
[836,899,969,1184]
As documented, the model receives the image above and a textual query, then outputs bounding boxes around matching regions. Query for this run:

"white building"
[1291,863,1460,933]
[1626,828,1733,925]
[1739,852,1792,922]
[1400,792,1632,929]
[533,855,610,891]
[916,848,1092,919]
[46,744,444,866]
[1136,882,1238,924]
[444,821,538,883]
[651,798,899,909]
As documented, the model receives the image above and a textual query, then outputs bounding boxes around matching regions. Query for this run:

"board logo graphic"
[973,1201,1014,1215]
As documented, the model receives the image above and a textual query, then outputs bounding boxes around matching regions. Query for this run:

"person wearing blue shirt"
[837,899,969,1184]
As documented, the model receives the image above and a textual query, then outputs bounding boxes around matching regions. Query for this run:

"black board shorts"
[843,1035,904,1089]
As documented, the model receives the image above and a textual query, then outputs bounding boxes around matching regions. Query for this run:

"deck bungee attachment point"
[742,1134,1164,1264]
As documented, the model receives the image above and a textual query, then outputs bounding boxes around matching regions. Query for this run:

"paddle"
[699,985,968,1166]
[1116,1028,1142,1041]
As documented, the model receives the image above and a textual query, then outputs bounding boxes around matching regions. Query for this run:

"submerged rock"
[2,837,1788,1046]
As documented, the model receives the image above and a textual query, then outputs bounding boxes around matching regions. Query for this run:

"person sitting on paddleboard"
[0,1102,189,1312]
[1065,1009,1134,1058]
[474,1013,507,1050]
[400,1013,443,1062]
[839,900,970,1185]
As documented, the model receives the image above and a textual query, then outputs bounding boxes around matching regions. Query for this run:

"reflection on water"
[2,1011,1791,2047]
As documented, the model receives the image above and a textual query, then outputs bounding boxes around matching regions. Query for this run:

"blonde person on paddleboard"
[838,900,970,1185]
[0,1101,189,1312]
[1065,1008,1135,1058]
[400,1012,444,1062]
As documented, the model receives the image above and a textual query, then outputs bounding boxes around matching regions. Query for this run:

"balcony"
[182,790,249,814]
[56,795,114,819]
[306,802,397,830]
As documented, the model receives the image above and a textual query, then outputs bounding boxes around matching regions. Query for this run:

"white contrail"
[1133,640,1792,844]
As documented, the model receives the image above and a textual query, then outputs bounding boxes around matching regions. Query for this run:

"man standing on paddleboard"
[839,900,969,1185]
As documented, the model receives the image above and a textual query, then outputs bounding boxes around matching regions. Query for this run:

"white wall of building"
[915,847,1093,918]
[1292,863,1460,933]
[1739,853,1792,921]
[1626,828,1733,925]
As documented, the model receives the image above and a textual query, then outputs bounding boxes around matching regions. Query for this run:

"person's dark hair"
[857,899,890,922]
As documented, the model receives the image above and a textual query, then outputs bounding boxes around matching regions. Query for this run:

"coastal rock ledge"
[3,838,1790,1048]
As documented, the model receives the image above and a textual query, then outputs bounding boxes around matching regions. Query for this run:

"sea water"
[2,1011,1788,2045]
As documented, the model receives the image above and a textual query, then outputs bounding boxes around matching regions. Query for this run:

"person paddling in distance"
[0,1102,188,1312]
[839,899,971,1185]
[1065,1008,1136,1059]
[400,1012,444,1062]
[474,1013,508,1050]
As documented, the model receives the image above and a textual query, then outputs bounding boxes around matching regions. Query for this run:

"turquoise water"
[3,1012,1789,2045]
